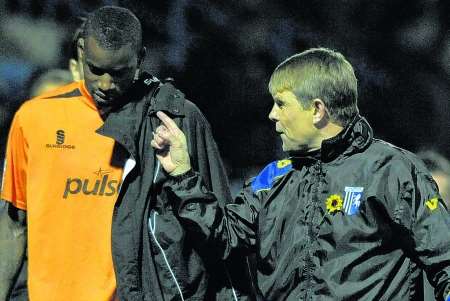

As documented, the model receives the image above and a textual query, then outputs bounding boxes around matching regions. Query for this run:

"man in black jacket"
[1,6,248,301]
[151,48,450,300]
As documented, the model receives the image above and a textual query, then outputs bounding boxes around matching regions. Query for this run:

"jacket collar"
[290,115,373,164]
[320,115,373,161]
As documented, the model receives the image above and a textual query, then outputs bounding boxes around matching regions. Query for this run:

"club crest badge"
[343,186,364,215]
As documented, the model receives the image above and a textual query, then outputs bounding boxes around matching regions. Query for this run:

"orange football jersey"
[1,81,123,301]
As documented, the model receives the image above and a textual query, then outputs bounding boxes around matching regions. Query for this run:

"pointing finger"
[156,111,182,135]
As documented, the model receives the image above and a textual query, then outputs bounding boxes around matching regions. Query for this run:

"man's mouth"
[276,130,286,139]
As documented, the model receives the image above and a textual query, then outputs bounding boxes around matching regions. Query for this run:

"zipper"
[148,211,185,301]
[148,161,186,301]
[304,160,322,300]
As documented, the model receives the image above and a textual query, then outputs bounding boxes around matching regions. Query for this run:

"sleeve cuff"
[169,169,196,183]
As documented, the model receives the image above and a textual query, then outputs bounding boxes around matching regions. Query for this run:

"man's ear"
[312,98,329,128]
[69,59,80,81]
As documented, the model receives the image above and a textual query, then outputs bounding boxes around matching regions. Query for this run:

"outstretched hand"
[150,111,191,176]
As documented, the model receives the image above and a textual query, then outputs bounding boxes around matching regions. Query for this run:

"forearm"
[0,201,27,300]
[166,170,257,258]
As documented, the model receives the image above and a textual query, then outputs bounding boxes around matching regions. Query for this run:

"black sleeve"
[409,172,450,300]
[184,106,232,207]
[0,200,27,300]
[165,171,260,259]
[380,160,450,300]
[179,104,257,299]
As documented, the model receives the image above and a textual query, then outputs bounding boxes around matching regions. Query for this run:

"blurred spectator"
[417,150,450,301]
[29,68,73,97]
[418,150,450,207]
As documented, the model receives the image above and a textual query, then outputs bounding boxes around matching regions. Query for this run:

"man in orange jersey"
[0,6,248,301]
[5,20,87,301]
[0,55,126,301]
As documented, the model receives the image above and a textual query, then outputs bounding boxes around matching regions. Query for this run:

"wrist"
[169,168,194,180]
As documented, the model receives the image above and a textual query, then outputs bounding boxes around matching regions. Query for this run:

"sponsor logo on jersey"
[63,168,121,199]
[46,130,76,149]
[56,129,65,144]
[343,186,364,215]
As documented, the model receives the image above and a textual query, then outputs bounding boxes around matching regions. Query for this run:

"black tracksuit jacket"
[166,116,450,300]
[98,74,252,301]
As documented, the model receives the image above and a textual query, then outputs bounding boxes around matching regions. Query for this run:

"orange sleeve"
[1,109,28,210]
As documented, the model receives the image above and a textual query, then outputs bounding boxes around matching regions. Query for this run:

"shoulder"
[154,82,185,104]
[183,99,209,126]
[21,81,81,109]
[13,82,80,126]
[250,159,293,193]
[146,79,210,129]
[365,139,428,176]
[158,83,209,125]
[32,81,81,101]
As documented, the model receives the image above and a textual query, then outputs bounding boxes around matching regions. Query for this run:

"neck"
[308,122,344,152]
[321,122,345,141]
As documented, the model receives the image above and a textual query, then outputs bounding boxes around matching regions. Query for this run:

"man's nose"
[98,74,115,91]
[268,105,278,122]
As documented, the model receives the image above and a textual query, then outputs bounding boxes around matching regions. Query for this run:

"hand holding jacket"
[151,111,191,176]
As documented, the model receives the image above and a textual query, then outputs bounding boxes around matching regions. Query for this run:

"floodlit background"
[0,0,449,193]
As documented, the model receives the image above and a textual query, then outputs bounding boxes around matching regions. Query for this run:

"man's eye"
[275,100,284,108]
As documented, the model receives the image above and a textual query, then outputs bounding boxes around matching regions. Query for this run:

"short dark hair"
[269,48,358,126]
[82,6,142,52]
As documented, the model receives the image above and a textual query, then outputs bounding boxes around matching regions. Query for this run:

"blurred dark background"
[0,0,449,191]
